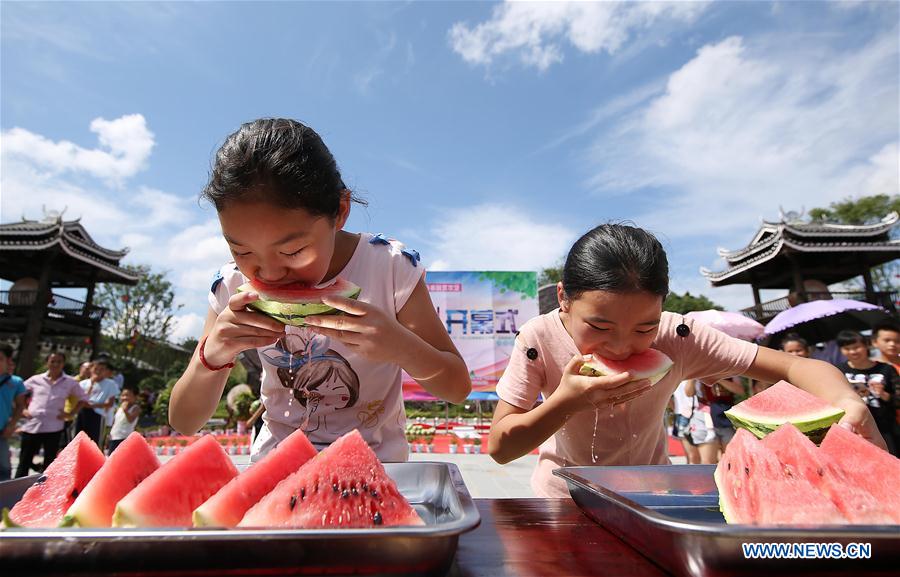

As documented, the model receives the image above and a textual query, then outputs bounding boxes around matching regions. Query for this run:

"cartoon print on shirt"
[357,399,385,429]
[262,327,361,433]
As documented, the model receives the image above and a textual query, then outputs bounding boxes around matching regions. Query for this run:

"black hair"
[873,321,900,339]
[562,223,669,300]
[781,333,808,348]
[92,359,110,370]
[47,351,66,363]
[0,344,13,359]
[836,330,867,348]
[201,118,366,216]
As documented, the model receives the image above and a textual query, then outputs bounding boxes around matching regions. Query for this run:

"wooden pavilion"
[0,213,139,375]
[701,212,900,323]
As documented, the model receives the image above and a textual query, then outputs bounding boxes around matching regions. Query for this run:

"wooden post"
[751,282,763,320]
[861,258,877,305]
[789,254,807,303]
[18,251,56,376]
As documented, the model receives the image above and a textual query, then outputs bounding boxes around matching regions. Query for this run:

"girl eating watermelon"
[169,118,471,462]
[488,223,883,497]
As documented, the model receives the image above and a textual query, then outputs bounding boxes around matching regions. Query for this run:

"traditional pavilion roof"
[0,214,139,286]
[701,212,900,288]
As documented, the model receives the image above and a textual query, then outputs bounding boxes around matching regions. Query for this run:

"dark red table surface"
[449,498,667,577]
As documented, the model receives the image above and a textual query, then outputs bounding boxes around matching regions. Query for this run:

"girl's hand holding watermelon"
[555,354,652,412]
[203,291,286,368]
[303,295,407,363]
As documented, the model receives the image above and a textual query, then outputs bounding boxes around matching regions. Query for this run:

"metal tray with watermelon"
[555,465,900,577]
[0,461,480,576]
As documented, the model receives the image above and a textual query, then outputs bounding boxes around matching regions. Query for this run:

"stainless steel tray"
[555,465,900,577]
[1,461,480,576]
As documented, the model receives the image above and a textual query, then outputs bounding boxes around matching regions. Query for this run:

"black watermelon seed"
[341,489,350,499]
[71,489,79,499]
[333,483,339,492]
[817,468,824,477]
[373,512,382,525]
[370,490,378,499]
[35,475,48,484]
[300,488,306,500]
[726,463,731,471]
[361,482,368,491]
[289,495,297,511]
[744,467,750,477]
[351,487,358,495]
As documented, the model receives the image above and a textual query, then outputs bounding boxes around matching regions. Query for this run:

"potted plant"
[424,432,434,453]
[473,437,482,454]
[449,435,459,454]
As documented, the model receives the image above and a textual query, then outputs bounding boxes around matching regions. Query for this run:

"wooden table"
[449,499,666,576]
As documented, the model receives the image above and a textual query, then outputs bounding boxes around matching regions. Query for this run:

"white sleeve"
[207,263,247,315]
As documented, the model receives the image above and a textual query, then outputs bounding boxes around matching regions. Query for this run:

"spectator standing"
[837,330,898,456]
[75,360,118,446]
[670,381,700,464]
[16,352,87,477]
[107,387,141,454]
[0,344,28,480]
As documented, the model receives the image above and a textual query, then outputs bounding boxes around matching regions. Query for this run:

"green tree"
[808,194,900,225]
[663,292,723,314]
[538,260,564,286]
[808,194,900,291]
[95,264,183,361]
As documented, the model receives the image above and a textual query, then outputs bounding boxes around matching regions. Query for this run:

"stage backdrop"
[402,271,539,401]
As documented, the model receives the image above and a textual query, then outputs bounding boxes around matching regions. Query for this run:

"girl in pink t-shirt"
[489,224,883,497]
[169,119,470,461]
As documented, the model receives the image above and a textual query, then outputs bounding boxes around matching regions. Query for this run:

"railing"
[742,291,899,323]
[0,290,106,322]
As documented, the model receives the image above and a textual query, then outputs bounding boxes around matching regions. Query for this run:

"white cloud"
[1,114,154,186]
[585,32,899,238]
[424,203,577,271]
[165,221,230,265]
[449,1,708,71]
[170,312,206,342]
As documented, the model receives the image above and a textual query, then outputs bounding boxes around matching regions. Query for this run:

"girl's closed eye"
[281,246,305,257]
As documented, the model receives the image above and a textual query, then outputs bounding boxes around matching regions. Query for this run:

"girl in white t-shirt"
[489,223,882,497]
[169,119,470,462]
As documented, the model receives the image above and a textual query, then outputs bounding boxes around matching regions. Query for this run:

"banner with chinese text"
[402,271,539,400]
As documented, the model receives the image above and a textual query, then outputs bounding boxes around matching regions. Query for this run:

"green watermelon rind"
[725,409,843,444]
[1,508,21,530]
[579,364,672,385]
[237,283,361,326]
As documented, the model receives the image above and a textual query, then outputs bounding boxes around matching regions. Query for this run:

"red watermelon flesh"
[193,428,317,527]
[724,381,844,442]
[6,432,105,528]
[239,430,423,528]
[819,424,900,523]
[715,429,846,525]
[63,432,160,527]
[763,424,891,524]
[579,348,673,385]
[112,435,238,527]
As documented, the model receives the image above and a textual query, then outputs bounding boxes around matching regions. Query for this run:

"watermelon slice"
[763,424,892,524]
[714,428,846,525]
[4,432,105,528]
[725,381,844,443]
[819,424,900,523]
[193,428,318,527]
[237,278,361,326]
[62,432,160,527]
[579,348,673,385]
[112,435,238,527]
[238,430,423,528]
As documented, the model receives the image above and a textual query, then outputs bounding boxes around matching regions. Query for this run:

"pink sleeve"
[496,325,546,411]
[207,263,246,316]
[678,317,759,384]
[392,246,425,313]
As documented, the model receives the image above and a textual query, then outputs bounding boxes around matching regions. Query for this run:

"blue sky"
[2,1,898,341]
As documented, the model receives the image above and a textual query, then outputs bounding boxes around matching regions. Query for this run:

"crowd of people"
[670,322,900,464]
[0,346,142,480]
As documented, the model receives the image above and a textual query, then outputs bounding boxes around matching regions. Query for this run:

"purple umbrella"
[685,309,765,341]
[764,299,894,345]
